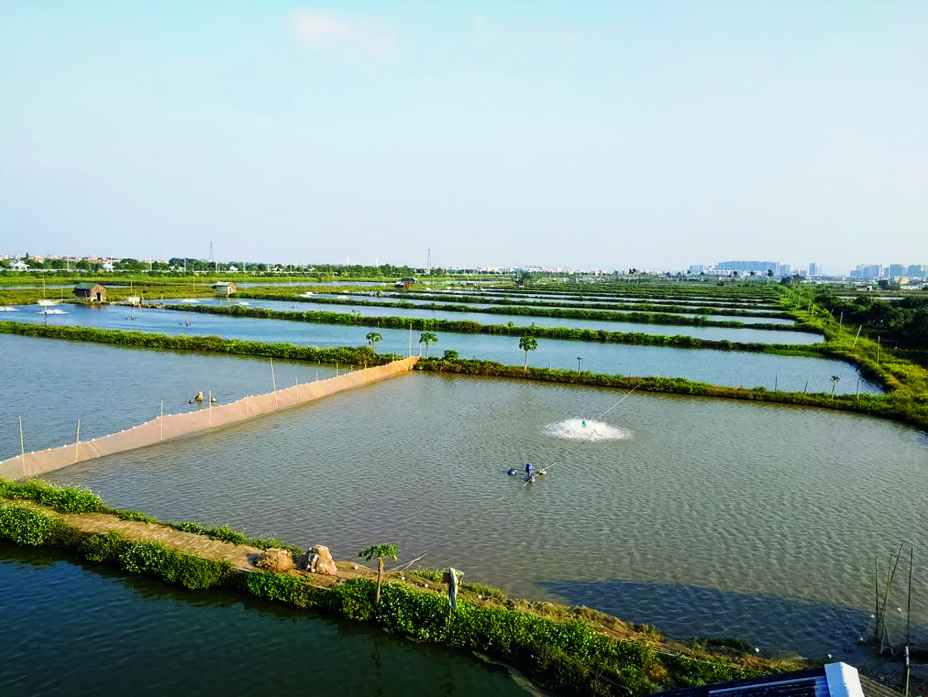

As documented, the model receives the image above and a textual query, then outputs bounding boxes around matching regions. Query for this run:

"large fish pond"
[1,334,927,673]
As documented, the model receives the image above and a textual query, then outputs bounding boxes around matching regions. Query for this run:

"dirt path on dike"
[18,502,383,586]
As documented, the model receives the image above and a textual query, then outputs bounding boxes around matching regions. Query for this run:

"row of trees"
[366,331,440,358]
[367,329,540,366]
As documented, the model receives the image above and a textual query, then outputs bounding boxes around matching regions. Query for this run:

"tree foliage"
[359,544,400,605]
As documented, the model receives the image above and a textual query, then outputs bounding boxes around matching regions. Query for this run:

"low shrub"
[82,530,130,563]
[0,503,71,546]
[0,478,106,513]
[114,509,160,524]
[119,541,232,589]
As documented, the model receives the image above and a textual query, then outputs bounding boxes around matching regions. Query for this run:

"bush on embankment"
[0,481,802,697]
[416,358,928,432]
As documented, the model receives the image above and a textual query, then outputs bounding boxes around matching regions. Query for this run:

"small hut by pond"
[73,283,106,302]
[212,281,236,297]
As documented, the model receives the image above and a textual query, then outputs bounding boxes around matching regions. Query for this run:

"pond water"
[159,298,810,343]
[0,544,530,696]
[5,306,869,394]
[1,339,924,662]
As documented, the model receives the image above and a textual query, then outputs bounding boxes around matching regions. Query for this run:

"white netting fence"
[0,357,418,479]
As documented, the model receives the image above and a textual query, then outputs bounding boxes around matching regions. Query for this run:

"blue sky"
[1,1,925,274]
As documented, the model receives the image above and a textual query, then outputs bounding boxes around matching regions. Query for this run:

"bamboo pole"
[906,546,913,648]
[19,415,25,476]
[74,419,81,463]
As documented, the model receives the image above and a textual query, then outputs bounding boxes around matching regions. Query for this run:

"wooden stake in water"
[74,419,81,463]
[19,416,25,477]
[160,401,164,440]
[271,359,279,409]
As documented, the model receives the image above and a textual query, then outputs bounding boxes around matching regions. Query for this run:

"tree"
[519,335,538,369]
[418,332,438,358]
[358,544,400,605]
[830,375,841,396]
[365,332,382,353]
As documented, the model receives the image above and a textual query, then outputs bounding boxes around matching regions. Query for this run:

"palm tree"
[365,331,382,353]
[830,375,841,396]
[418,332,438,358]
[358,544,400,605]
[518,335,538,369]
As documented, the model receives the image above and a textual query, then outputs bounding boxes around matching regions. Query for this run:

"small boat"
[0,306,17,312]
[37,299,59,306]
[39,308,68,315]
[236,301,250,306]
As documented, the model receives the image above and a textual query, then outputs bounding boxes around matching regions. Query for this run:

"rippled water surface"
[3,339,924,659]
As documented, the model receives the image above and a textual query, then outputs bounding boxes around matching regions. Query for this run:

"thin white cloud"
[292,9,394,58]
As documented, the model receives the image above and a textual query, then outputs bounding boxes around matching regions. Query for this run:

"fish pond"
[2,335,926,662]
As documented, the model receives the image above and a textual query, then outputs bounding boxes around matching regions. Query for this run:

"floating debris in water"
[542,419,629,441]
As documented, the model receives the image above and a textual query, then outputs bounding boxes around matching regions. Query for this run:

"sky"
[1,1,926,274]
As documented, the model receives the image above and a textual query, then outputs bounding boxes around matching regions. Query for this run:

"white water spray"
[543,419,629,441]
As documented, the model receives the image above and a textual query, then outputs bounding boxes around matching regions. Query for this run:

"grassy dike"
[0,478,806,697]
[414,357,928,432]
[0,320,384,367]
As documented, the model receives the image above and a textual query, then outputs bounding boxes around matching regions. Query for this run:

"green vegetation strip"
[1,478,803,696]
[0,321,383,366]
[415,357,928,432]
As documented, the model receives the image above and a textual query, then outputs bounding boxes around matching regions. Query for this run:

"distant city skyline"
[4,250,927,279]
[2,2,926,272]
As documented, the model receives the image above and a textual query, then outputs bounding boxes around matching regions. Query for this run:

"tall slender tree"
[418,332,438,358]
[519,335,538,369]
[358,544,400,605]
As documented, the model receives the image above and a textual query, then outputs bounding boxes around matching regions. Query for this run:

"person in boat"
[506,467,517,476]
[525,462,533,478]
